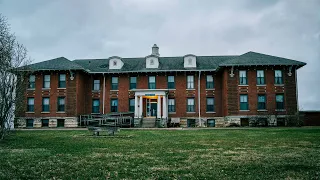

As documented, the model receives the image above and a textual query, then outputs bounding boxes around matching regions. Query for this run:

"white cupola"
[146,44,159,68]
[184,54,197,68]
[108,56,124,69]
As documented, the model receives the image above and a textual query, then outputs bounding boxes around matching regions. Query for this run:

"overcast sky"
[0,0,319,110]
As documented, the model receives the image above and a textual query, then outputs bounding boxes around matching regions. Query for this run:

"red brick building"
[16,45,306,128]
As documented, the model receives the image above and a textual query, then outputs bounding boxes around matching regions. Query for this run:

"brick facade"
[16,65,299,128]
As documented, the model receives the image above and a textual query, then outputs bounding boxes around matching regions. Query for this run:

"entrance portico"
[133,89,168,119]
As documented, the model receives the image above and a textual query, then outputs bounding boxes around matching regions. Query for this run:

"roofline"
[85,69,217,74]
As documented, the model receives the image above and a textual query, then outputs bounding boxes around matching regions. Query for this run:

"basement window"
[42,119,49,127]
[57,119,65,127]
[26,119,34,128]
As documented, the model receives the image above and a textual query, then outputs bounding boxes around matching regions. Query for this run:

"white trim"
[238,85,249,87]
[56,112,66,114]
[26,112,35,114]
[186,89,196,90]
[257,110,267,112]
[239,110,250,112]
[206,112,216,114]
[41,112,50,114]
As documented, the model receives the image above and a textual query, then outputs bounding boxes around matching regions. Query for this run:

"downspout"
[103,73,106,114]
[198,71,202,127]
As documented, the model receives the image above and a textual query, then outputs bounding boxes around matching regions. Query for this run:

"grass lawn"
[0,128,320,179]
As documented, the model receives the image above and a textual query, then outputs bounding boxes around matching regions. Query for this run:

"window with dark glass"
[130,77,137,89]
[187,98,195,112]
[206,98,215,112]
[276,94,284,109]
[29,75,35,89]
[42,97,50,112]
[206,75,214,89]
[257,95,266,110]
[129,99,135,112]
[41,119,49,127]
[167,76,175,89]
[27,97,34,112]
[111,77,118,90]
[43,74,50,88]
[239,70,247,85]
[26,119,34,128]
[168,99,175,112]
[148,76,156,89]
[57,97,65,112]
[59,74,66,88]
[187,75,194,89]
[275,70,283,84]
[257,70,265,85]
[57,119,65,127]
[240,94,248,110]
[93,80,100,90]
[111,99,118,112]
[92,99,100,113]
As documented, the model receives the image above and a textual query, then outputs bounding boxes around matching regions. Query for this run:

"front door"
[150,103,157,117]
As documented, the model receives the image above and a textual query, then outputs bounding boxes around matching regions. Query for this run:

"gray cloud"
[0,0,319,110]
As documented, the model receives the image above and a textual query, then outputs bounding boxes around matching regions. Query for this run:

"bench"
[88,126,120,136]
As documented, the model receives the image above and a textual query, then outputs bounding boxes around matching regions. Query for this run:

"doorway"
[146,98,157,117]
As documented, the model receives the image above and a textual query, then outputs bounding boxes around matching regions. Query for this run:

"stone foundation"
[16,117,78,128]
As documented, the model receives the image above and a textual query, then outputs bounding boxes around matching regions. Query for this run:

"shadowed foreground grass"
[0,128,320,179]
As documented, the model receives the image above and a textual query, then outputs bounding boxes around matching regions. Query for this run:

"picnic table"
[88,126,120,136]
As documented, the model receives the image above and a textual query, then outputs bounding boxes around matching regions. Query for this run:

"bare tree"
[0,14,30,140]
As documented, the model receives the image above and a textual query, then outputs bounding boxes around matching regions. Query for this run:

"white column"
[162,95,167,119]
[157,96,161,119]
[139,96,143,118]
[134,95,138,118]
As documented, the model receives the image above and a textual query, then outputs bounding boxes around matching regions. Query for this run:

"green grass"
[1,128,320,179]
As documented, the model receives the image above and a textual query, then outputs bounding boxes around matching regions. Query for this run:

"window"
[206,98,215,112]
[275,70,283,84]
[257,95,266,110]
[93,80,100,91]
[168,99,175,112]
[29,75,35,89]
[43,74,50,88]
[187,98,195,112]
[148,76,156,89]
[111,99,118,112]
[257,70,265,85]
[277,118,286,126]
[188,58,192,65]
[111,77,118,90]
[129,99,135,112]
[239,70,247,85]
[187,119,195,127]
[207,119,215,127]
[206,75,214,89]
[57,97,65,112]
[167,76,175,89]
[130,77,137,89]
[92,99,100,113]
[113,60,117,66]
[42,97,50,112]
[240,94,248,110]
[58,74,66,88]
[41,119,49,127]
[26,119,34,128]
[27,97,34,112]
[57,119,65,127]
[187,75,194,89]
[276,94,284,109]
[150,59,154,65]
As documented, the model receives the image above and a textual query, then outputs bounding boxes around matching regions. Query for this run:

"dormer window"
[146,55,159,68]
[108,56,124,70]
[150,59,154,65]
[184,54,197,68]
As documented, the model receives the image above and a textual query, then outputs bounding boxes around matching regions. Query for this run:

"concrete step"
[142,118,156,128]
